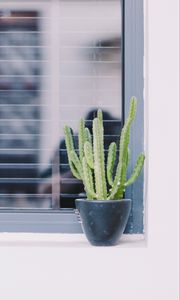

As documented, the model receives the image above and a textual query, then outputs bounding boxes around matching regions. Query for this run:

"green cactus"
[64,97,145,200]
[107,142,117,187]
[84,141,94,169]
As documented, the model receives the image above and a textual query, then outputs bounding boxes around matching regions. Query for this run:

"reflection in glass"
[0,1,122,208]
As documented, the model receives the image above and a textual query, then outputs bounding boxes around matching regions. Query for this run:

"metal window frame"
[123,0,144,233]
[0,0,144,233]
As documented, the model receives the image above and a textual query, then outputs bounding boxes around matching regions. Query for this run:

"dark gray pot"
[75,199,131,246]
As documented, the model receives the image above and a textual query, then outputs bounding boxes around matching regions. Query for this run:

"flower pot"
[75,199,131,246]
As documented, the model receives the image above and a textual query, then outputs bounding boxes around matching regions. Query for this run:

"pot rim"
[75,198,132,203]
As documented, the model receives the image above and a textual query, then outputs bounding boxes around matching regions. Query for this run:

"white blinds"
[0,0,122,209]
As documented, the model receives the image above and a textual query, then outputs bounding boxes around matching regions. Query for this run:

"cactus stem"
[64,98,145,201]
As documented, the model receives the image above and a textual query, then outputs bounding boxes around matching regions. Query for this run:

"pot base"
[87,240,120,247]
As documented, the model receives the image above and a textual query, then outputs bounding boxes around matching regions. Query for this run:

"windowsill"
[0,233,146,248]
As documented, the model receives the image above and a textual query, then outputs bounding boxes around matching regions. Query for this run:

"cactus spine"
[64,97,145,200]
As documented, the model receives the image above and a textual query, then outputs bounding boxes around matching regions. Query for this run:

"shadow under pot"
[75,199,132,246]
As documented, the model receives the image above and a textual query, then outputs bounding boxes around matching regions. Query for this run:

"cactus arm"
[69,161,82,180]
[107,142,117,186]
[64,125,82,179]
[84,127,92,144]
[82,157,96,199]
[119,97,137,165]
[93,118,107,199]
[125,154,145,187]
[107,162,124,199]
[115,98,137,198]
[108,128,128,198]
[64,125,75,154]
[128,96,137,121]
[69,150,83,174]
[126,148,131,168]
[115,98,137,197]
[84,141,94,169]
[97,109,103,125]
[108,97,137,199]
[78,118,85,163]
[114,163,127,199]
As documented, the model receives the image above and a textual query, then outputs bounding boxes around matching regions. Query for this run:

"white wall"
[0,0,179,299]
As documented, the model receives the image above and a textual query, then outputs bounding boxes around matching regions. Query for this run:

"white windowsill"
[0,233,146,248]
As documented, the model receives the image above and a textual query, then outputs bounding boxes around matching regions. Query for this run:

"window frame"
[0,0,144,234]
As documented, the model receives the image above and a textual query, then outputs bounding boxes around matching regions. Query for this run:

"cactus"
[64,97,145,200]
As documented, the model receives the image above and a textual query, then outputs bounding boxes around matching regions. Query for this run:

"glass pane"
[0,0,122,209]
[0,8,52,208]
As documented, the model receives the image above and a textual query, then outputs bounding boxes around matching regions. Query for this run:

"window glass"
[0,0,122,209]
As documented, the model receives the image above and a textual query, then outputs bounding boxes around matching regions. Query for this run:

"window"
[0,0,144,233]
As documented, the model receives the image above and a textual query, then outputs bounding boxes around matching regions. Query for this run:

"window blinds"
[0,0,122,209]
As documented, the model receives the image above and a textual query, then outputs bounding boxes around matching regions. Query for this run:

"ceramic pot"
[75,199,131,246]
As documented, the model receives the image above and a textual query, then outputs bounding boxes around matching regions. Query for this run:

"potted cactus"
[64,97,145,246]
